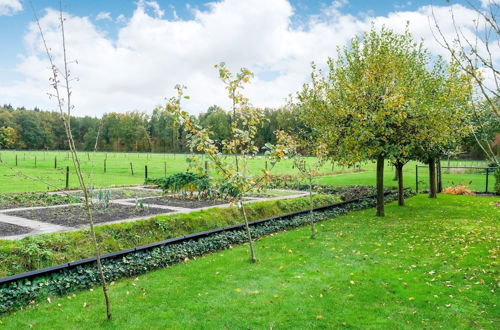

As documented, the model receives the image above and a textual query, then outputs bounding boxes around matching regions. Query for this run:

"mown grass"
[1,194,497,329]
[0,150,490,193]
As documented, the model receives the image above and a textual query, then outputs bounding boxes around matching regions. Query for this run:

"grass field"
[1,194,497,328]
[0,150,492,193]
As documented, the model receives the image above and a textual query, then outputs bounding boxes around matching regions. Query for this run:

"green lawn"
[0,150,491,193]
[1,194,498,329]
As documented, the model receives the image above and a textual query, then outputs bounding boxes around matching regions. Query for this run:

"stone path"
[0,187,308,240]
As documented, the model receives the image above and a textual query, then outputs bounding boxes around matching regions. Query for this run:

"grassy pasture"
[0,150,491,193]
[1,194,497,328]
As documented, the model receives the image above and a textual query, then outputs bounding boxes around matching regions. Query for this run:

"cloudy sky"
[0,0,496,117]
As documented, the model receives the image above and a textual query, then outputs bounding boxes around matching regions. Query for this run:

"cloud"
[95,11,112,21]
[0,0,496,117]
[0,0,22,16]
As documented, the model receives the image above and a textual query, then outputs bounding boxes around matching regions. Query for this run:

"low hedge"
[0,190,412,314]
[0,194,338,277]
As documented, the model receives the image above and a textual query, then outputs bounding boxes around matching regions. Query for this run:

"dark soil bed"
[7,204,173,227]
[68,188,163,200]
[141,196,227,209]
[0,222,31,236]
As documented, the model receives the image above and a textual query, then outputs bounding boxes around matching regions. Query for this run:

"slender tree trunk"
[428,158,437,198]
[437,158,443,193]
[376,155,385,217]
[393,166,398,181]
[309,176,316,239]
[240,196,256,263]
[396,162,404,206]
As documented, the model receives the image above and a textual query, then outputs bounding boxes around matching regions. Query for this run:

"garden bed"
[0,223,31,236]
[6,204,172,227]
[0,192,81,210]
[141,196,227,209]
[67,188,163,200]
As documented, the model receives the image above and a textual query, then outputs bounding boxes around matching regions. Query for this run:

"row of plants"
[0,193,343,277]
[0,190,411,314]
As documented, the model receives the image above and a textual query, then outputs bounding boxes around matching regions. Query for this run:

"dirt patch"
[68,188,163,200]
[0,222,32,236]
[141,196,227,209]
[7,204,173,227]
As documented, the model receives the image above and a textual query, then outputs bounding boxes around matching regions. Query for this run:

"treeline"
[0,104,303,152]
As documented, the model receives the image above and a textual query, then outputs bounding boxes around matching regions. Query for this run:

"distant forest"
[0,103,495,158]
[0,104,305,153]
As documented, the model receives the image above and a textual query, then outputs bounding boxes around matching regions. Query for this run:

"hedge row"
[0,190,411,314]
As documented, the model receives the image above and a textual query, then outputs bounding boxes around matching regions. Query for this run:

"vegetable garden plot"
[6,204,173,227]
[0,192,81,210]
[140,196,227,209]
[66,187,164,200]
[0,222,31,236]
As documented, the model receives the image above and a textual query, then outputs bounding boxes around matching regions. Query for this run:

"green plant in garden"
[146,172,215,200]
[166,63,291,262]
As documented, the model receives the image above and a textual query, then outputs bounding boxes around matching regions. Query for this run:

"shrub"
[442,185,475,196]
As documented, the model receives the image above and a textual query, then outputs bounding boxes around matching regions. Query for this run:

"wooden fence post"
[130,162,134,176]
[54,156,57,169]
[145,165,148,180]
[65,166,69,189]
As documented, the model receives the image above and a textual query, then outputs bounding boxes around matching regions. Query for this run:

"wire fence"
[415,165,496,193]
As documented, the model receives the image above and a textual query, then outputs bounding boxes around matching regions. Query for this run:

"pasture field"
[1,194,497,328]
[0,150,491,193]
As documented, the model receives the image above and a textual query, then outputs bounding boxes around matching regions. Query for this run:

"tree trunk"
[240,196,257,263]
[393,166,398,181]
[396,162,404,206]
[309,176,316,239]
[376,155,385,216]
[428,158,437,198]
[437,158,443,193]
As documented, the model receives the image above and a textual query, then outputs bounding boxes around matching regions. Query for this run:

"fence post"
[130,162,134,176]
[54,156,57,169]
[145,165,148,180]
[265,161,268,171]
[104,159,107,173]
[164,162,167,177]
[415,165,419,194]
[205,161,208,175]
[15,154,18,166]
[35,156,37,168]
[485,168,489,193]
[65,166,69,189]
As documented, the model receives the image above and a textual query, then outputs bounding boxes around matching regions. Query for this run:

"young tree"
[167,64,290,262]
[431,0,499,166]
[289,134,327,238]
[31,2,112,320]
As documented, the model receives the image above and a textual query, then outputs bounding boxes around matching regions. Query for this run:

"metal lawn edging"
[0,191,396,287]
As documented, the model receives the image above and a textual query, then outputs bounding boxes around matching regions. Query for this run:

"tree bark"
[240,196,257,263]
[376,155,385,216]
[437,158,443,193]
[396,162,404,206]
[428,158,437,198]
